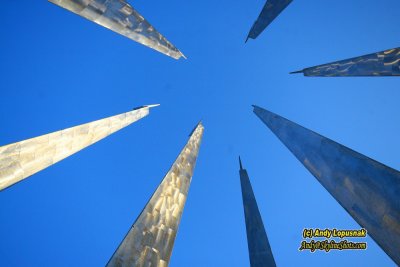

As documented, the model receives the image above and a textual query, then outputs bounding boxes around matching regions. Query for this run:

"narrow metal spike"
[295,47,400,76]
[247,0,293,41]
[0,106,155,191]
[253,105,400,265]
[239,157,277,267]
[48,0,185,59]
[107,123,204,267]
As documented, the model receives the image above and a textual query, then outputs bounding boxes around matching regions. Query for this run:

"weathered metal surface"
[0,105,157,191]
[246,0,293,41]
[239,157,276,267]
[291,47,400,76]
[253,105,400,265]
[49,0,185,59]
[106,123,204,267]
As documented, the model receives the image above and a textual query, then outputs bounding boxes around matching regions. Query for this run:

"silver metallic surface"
[253,105,400,265]
[239,157,276,267]
[0,105,156,191]
[246,0,293,41]
[291,47,400,76]
[106,122,204,267]
[49,0,185,59]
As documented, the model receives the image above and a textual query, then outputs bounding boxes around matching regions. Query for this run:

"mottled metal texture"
[106,123,204,267]
[239,157,277,267]
[0,105,156,191]
[246,0,292,41]
[291,47,400,76]
[253,105,400,265]
[49,0,185,59]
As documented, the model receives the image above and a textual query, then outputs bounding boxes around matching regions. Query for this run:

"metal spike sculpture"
[106,122,204,267]
[291,47,400,76]
[246,0,293,42]
[49,0,185,59]
[253,105,400,265]
[239,157,277,267]
[0,105,157,191]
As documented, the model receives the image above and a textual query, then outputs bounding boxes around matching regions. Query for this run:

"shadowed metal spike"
[291,47,400,76]
[246,0,293,41]
[49,0,185,59]
[239,157,277,267]
[0,105,157,191]
[106,123,204,267]
[253,105,400,265]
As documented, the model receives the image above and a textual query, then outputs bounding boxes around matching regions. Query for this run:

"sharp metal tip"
[290,70,303,74]
[180,51,187,60]
[146,104,160,108]
[132,104,160,111]
[239,156,243,170]
[189,120,203,136]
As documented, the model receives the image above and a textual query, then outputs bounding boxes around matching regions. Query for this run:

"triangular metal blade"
[290,47,400,76]
[253,105,400,265]
[246,0,293,41]
[106,122,204,267]
[0,105,156,191]
[239,157,277,267]
[49,0,185,59]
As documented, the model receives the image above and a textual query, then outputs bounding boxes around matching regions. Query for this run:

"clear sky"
[0,1,399,266]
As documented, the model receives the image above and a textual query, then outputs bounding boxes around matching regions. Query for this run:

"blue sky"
[0,0,399,266]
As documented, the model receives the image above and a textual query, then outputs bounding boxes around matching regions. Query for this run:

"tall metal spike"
[291,47,400,76]
[239,157,277,267]
[107,122,204,267]
[253,105,400,265]
[0,105,156,191]
[246,0,293,41]
[49,0,185,59]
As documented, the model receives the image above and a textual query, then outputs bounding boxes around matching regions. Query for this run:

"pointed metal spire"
[253,105,400,265]
[246,0,293,41]
[106,122,204,267]
[239,156,243,170]
[290,47,400,76]
[239,157,276,267]
[49,0,185,59]
[0,105,157,191]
